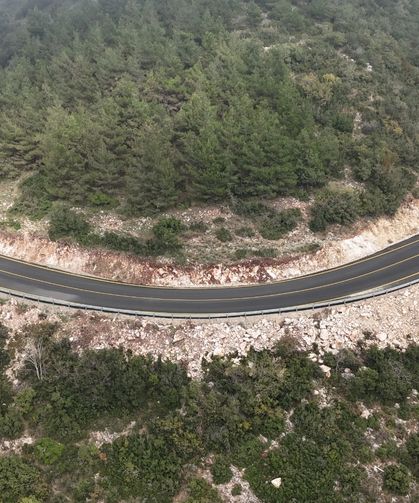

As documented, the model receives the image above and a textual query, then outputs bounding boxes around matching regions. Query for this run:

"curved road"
[0,235,418,318]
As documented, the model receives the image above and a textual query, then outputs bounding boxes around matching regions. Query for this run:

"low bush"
[259,209,301,240]
[344,346,416,405]
[309,188,361,232]
[235,226,255,238]
[185,478,222,503]
[211,456,233,484]
[383,464,412,495]
[152,217,185,252]
[102,433,185,502]
[231,200,272,218]
[0,456,47,502]
[0,409,24,439]
[34,438,65,465]
[48,206,91,242]
[216,227,233,242]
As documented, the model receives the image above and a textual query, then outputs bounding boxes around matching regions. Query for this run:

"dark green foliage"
[98,231,148,256]
[195,345,320,452]
[343,346,417,405]
[48,206,91,242]
[151,217,185,253]
[232,200,272,218]
[405,433,419,478]
[215,227,233,243]
[0,408,24,439]
[1,324,418,502]
[0,456,47,502]
[102,433,185,502]
[24,336,189,440]
[48,212,186,257]
[185,478,223,503]
[376,440,399,461]
[244,432,365,503]
[259,208,301,240]
[235,226,255,238]
[406,433,419,465]
[0,323,10,371]
[211,456,233,484]
[309,188,361,232]
[383,464,412,495]
[291,401,367,456]
[0,0,416,228]
[34,438,65,465]
[254,247,278,258]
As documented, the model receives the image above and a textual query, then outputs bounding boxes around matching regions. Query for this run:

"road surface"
[0,235,417,317]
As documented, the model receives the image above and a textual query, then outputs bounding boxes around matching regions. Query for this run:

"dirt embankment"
[0,199,417,287]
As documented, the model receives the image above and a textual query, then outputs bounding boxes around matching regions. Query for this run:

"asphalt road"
[0,235,418,316]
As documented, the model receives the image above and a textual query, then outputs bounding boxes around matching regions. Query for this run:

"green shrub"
[254,247,277,257]
[232,200,272,218]
[88,192,115,207]
[11,174,53,220]
[211,456,233,484]
[259,208,301,240]
[345,346,415,404]
[100,232,146,255]
[0,323,10,371]
[235,248,250,260]
[151,217,185,252]
[309,188,361,232]
[333,113,354,133]
[405,433,419,476]
[72,479,95,502]
[102,433,185,502]
[244,433,365,503]
[235,226,255,238]
[0,377,13,415]
[0,409,24,439]
[48,206,91,242]
[0,219,21,231]
[213,217,226,224]
[215,227,233,242]
[185,478,222,503]
[376,441,399,461]
[383,464,412,495]
[406,433,419,464]
[34,438,65,465]
[0,456,46,502]
[14,388,36,415]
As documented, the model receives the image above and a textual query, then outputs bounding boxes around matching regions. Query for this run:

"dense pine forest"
[0,0,418,231]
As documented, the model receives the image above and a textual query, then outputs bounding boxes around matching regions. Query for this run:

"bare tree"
[24,337,45,380]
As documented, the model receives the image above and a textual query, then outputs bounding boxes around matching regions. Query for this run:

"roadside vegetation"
[0,322,418,502]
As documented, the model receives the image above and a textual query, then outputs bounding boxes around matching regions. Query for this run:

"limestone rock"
[319,364,331,378]
[271,477,282,488]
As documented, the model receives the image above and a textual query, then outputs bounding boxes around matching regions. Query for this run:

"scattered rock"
[271,477,282,488]
[319,365,332,378]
